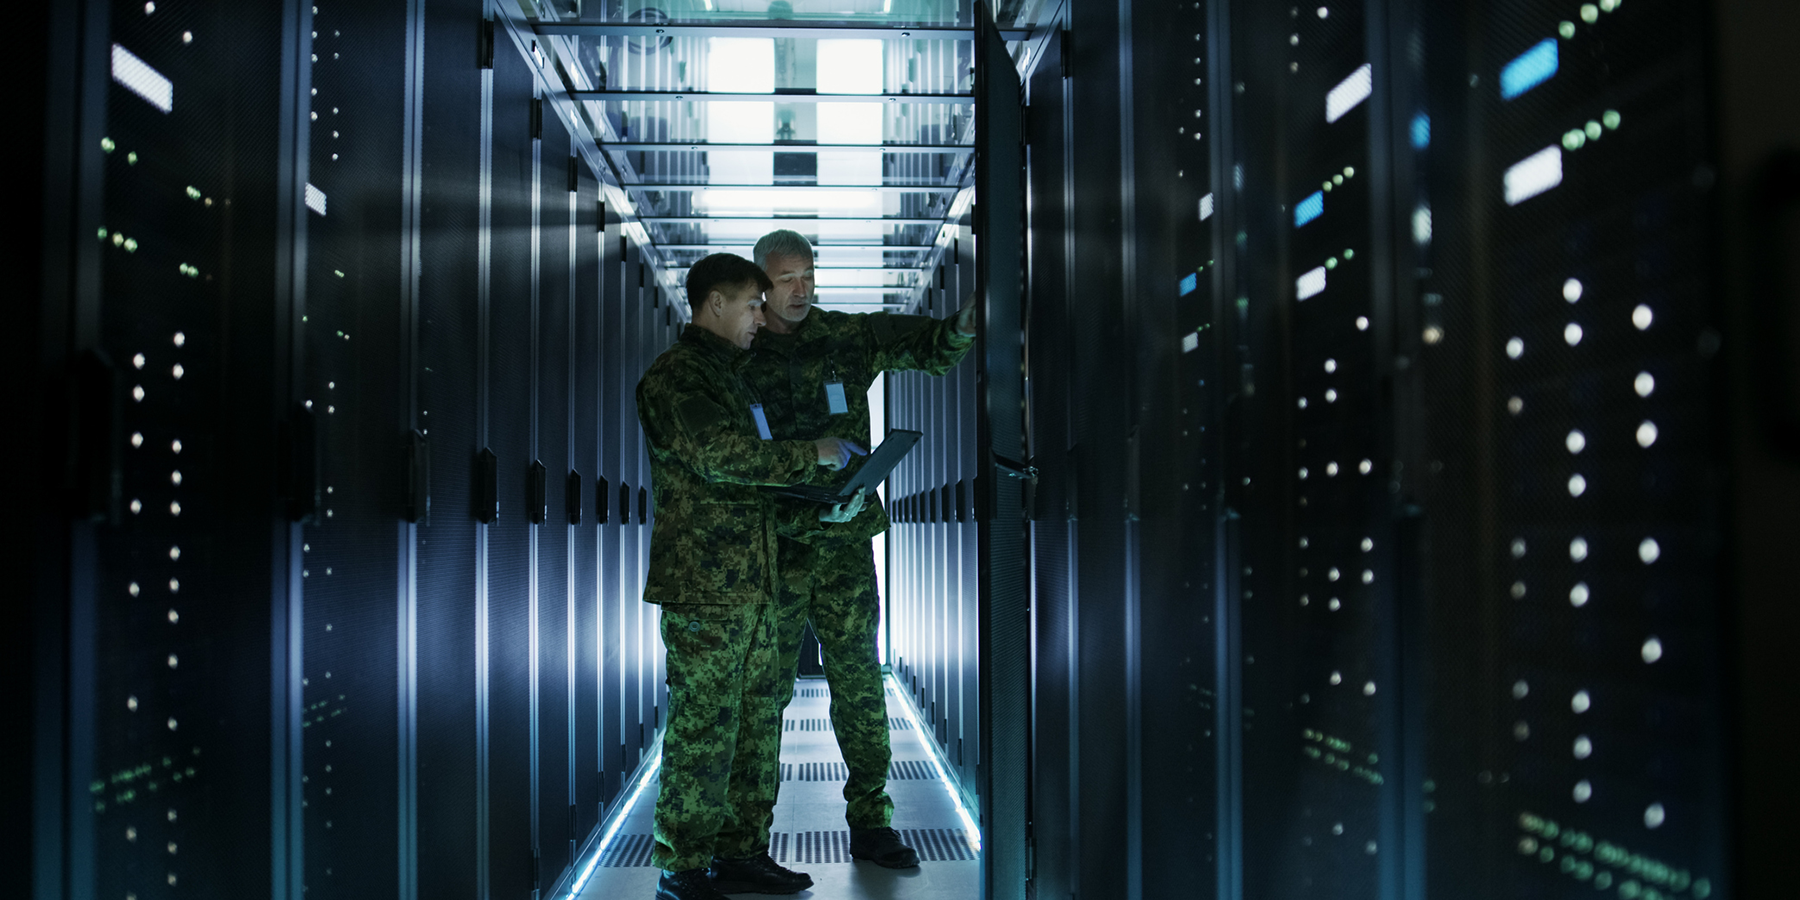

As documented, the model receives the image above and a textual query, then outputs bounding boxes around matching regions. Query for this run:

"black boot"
[708,853,814,894]
[849,827,921,869]
[657,868,731,900]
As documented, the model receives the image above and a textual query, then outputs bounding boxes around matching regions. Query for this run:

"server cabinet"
[61,3,296,897]
[414,2,487,898]
[1408,1,1730,897]
[485,36,540,899]
[297,0,413,893]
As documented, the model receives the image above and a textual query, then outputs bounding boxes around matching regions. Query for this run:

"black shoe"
[849,827,921,869]
[708,853,814,894]
[658,868,732,900]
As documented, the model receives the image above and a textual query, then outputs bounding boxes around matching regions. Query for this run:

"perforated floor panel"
[576,675,980,899]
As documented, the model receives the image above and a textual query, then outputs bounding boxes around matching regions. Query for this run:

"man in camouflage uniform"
[741,229,977,868]
[636,252,868,900]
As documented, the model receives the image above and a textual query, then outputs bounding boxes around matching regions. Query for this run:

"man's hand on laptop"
[815,437,868,470]
[819,489,869,523]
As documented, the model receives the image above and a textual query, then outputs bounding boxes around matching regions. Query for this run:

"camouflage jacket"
[744,307,974,544]
[637,325,821,605]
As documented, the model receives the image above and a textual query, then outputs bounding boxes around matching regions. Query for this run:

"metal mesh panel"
[297,0,411,893]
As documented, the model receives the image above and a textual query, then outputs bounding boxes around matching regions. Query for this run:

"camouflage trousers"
[651,603,785,872]
[772,538,894,829]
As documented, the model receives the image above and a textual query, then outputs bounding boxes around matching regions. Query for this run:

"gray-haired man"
[740,229,976,867]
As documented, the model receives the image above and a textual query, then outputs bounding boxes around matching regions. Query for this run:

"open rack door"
[973,3,1028,898]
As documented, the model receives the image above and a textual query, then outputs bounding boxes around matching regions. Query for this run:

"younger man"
[636,253,865,900]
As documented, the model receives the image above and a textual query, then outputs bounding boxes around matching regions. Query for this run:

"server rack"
[26,2,674,896]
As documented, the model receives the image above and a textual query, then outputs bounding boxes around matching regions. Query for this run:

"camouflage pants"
[651,603,785,872]
[772,538,894,829]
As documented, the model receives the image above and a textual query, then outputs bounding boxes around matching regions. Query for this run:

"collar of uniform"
[680,323,742,361]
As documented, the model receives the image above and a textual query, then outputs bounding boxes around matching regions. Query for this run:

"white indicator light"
[1570,582,1590,607]
[1573,779,1593,802]
[1568,474,1586,496]
[1645,803,1666,829]
[1641,637,1663,663]
[1635,372,1655,396]
[112,44,173,112]
[1571,690,1591,713]
[1297,266,1327,300]
[1573,736,1593,759]
[1639,538,1661,564]
[1503,145,1563,206]
[1563,278,1583,302]
[1637,421,1658,447]
[1633,304,1653,329]
[1506,337,1524,359]
[306,183,328,216]
[1569,537,1589,562]
[1326,63,1373,123]
[1199,192,1215,220]
[1566,430,1586,454]
[1564,323,1583,345]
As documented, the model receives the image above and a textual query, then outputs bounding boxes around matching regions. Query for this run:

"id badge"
[749,403,773,440]
[825,381,849,415]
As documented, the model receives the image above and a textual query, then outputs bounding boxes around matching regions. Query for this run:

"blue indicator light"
[1180,273,1198,296]
[1501,39,1558,100]
[1411,113,1431,149]
[1294,191,1324,228]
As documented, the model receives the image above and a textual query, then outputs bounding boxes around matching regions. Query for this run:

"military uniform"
[636,324,823,873]
[742,307,974,830]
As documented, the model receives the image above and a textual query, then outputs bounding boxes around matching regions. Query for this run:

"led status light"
[1326,63,1372,123]
[1295,191,1325,227]
[1504,146,1563,205]
[1296,266,1327,301]
[1501,39,1559,100]
[112,44,173,112]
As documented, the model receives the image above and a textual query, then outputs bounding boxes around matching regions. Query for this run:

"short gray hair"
[753,229,815,270]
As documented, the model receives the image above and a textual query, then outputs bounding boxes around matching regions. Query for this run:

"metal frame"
[570,89,971,103]
[623,183,959,194]
[599,142,971,152]
[532,22,1030,41]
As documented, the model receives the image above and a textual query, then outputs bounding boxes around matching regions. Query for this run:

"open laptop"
[767,429,923,504]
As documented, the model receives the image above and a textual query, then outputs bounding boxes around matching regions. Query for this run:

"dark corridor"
[13,1,1800,899]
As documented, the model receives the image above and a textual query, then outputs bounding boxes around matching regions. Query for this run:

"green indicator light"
[123,238,139,253]
[1333,174,1344,185]
[1581,4,1599,23]
[97,227,108,239]
[1343,166,1355,178]
[1603,109,1622,129]
[186,186,202,200]
[100,137,116,152]
[126,151,138,165]
[334,269,345,278]
[1600,0,1620,10]
[1558,21,1576,38]
[112,233,124,246]
[1563,130,1586,150]
[1323,181,1333,191]
[1585,120,1603,140]
[1343,248,1354,259]
[1326,258,1338,270]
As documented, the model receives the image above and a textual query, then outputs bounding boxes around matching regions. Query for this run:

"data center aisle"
[578,677,980,899]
